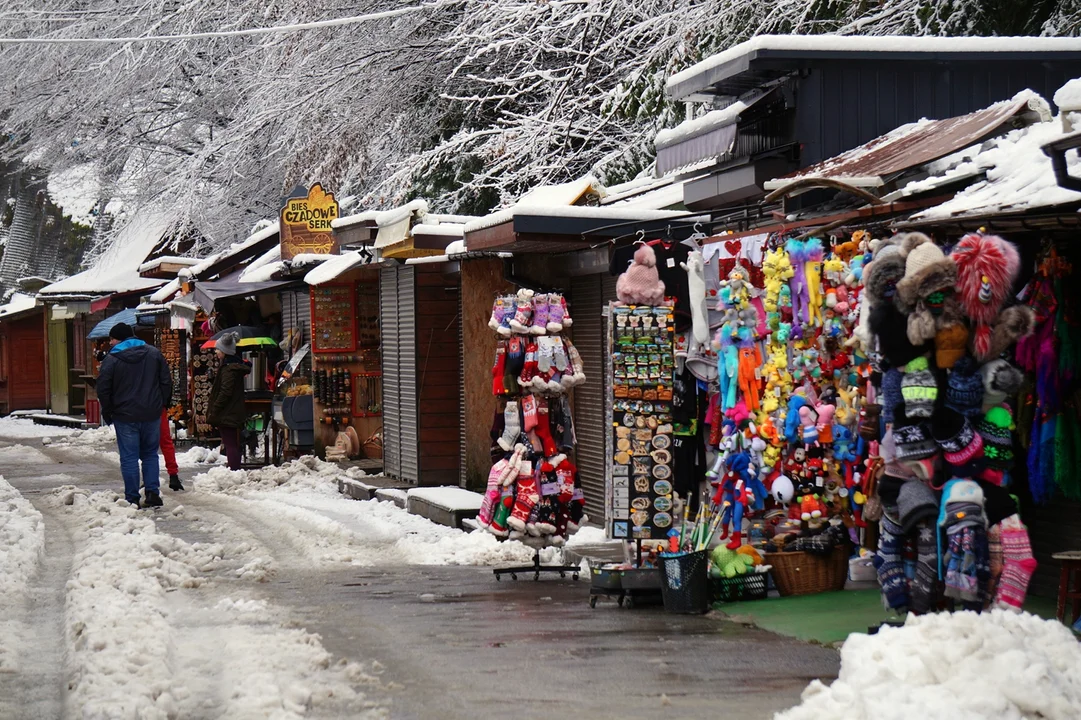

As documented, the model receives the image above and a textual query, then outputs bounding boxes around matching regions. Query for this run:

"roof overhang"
[465,212,707,254]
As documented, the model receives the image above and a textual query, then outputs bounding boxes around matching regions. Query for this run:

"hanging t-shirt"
[610,240,692,330]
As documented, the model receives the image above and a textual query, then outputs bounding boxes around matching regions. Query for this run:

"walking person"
[96,322,172,508]
[207,332,250,471]
[160,410,184,490]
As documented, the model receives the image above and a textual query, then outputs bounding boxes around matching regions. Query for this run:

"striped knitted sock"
[909,522,939,614]
[995,515,1036,610]
[874,516,910,611]
[986,524,1003,606]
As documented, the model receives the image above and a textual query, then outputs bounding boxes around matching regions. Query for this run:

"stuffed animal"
[616,244,666,305]
[710,545,755,578]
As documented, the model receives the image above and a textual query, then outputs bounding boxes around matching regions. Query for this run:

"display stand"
[493,548,580,581]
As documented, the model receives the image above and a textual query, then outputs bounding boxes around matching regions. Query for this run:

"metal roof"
[763,93,1050,192]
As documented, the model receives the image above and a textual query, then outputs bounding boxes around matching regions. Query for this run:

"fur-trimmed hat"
[863,242,907,308]
[896,233,957,312]
[979,304,1036,362]
[980,359,1023,413]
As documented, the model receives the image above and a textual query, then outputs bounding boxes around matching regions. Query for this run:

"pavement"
[0,435,842,719]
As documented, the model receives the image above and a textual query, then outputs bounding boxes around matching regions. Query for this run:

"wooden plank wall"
[460,258,513,490]
[8,311,48,411]
[414,263,463,486]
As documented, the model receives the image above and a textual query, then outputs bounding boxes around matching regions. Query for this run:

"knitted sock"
[504,336,525,390]
[546,293,565,333]
[536,336,554,373]
[559,294,573,327]
[488,295,510,332]
[552,337,568,372]
[987,524,1003,603]
[552,396,575,450]
[518,341,538,387]
[488,487,513,537]
[909,522,939,614]
[498,401,521,451]
[507,459,537,532]
[996,515,1037,610]
[874,515,910,612]
[521,394,539,432]
[533,400,558,456]
[509,292,534,334]
[529,293,549,335]
[478,457,509,527]
[492,341,508,396]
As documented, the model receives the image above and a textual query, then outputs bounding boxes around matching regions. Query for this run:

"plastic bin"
[659,550,710,614]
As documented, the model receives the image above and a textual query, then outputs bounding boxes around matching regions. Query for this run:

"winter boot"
[169,474,184,491]
[144,491,163,508]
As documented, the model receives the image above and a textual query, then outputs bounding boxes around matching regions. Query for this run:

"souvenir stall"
[306,266,383,465]
[596,229,879,611]
[476,288,588,580]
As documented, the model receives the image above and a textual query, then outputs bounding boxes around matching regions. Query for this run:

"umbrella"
[87,308,139,339]
[200,325,277,351]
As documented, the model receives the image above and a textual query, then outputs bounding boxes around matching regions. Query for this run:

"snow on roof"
[0,293,39,319]
[608,182,686,210]
[425,213,479,224]
[913,116,1081,220]
[1054,78,1081,111]
[654,100,748,149]
[668,35,1081,97]
[148,278,180,304]
[137,255,200,273]
[238,246,281,282]
[411,223,465,238]
[517,175,605,206]
[40,210,173,295]
[288,253,333,265]
[444,240,466,255]
[331,199,429,230]
[183,221,279,278]
[303,250,376,285]
[463,203,695,234]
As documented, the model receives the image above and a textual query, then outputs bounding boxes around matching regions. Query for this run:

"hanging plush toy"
[616,244,666,305]
[712,451,766,549]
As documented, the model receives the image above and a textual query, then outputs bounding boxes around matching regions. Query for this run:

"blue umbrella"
[87,308,140,339]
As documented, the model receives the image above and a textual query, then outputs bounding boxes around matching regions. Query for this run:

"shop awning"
[192,276,297,312]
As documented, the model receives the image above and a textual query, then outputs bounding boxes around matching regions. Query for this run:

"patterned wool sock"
[874,515,910,612]
[909,521,939,614]
[995,515,1037,610]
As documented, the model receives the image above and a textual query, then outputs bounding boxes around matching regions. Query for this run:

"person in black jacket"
[207,331,251,470]
[97,322,172,507]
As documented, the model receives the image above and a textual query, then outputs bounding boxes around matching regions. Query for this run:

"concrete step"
[375,488,408,508]
[406,487,483,530]
[30,414,94,430]
[337,474,411,501]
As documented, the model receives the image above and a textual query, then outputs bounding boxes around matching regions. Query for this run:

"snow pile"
[0,416,79,439]
[62,423,117,447]
[0,475,46,673]
[0,444,53,464]
[45,486,380,719]
[191,459,539,567]
[777,610,1081,720]
[175,445,225,468]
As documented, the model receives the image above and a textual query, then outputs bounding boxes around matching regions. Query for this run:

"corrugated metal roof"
[768,91,1050,188]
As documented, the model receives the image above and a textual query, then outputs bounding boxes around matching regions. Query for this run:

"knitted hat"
[876,473,908,506]
[934,323,969,370]
[942,478,985,508]
[881,367,904,424]
[977,405,1015,471]
[945,357,984,418]
[110,322,134,341]
[216,331,239,356]
[932,408,985,474]
[896,234,958,312]
[893,421,937,462]
[976,479,1018,527]
[949,233,1021,360]
[979,359,1023,413]
[898,480,939,535]
[863,245,907,308]
[900,356,937,418]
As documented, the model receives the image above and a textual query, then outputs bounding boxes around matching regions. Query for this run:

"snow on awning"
[0,293,39,320]
[184,222,279,281]
[303,248,380,285]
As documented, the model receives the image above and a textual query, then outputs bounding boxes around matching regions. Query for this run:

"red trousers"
[160,411,179,476]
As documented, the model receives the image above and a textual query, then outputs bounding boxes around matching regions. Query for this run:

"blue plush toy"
[832,425,857,463]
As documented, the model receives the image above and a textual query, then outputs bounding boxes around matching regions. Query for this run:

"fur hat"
[949,233,1023,359]
[979,304,1036,362]
[979,359,1023,413]
[896,233,957,312]
[863,245,907,308]
[616,243,666,306]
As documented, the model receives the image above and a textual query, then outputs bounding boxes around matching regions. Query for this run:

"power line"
[0,2,449,45]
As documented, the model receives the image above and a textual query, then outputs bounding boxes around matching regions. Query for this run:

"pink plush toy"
[815,403,836,444]
[616,244,666,305]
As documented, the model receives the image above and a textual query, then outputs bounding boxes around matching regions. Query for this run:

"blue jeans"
[115,420,161,504]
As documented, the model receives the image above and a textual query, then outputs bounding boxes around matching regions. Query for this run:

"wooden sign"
[280,183,340,261]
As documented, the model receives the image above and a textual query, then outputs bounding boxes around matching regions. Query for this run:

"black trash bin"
[659,550,710,614]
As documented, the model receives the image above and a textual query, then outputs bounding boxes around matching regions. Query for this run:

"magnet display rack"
[607,304,677,565]
[155,328,187,421]
[310,284,357,353]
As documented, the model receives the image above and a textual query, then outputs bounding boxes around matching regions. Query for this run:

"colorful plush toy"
[710,545,755,578]
[712,452,766,549]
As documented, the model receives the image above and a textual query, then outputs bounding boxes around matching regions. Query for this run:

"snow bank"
[191,459,539,567]
[0,474,46,673]
[0,416,79,439]
[776,610,1081,720]
[0,444,53,464]
[44,486,379,719]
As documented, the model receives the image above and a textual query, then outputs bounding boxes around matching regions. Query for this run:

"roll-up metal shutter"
[380,268,402,479]
[569,274,606,522]
[397,266,419,484]
[281,290,311,344]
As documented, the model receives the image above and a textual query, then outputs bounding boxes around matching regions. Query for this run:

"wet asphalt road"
[1,437,839,719]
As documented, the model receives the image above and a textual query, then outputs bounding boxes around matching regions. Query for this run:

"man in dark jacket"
[97,322,172,507]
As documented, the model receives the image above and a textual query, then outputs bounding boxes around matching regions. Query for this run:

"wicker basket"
[362,429,383,459]
[764,546,849,596]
